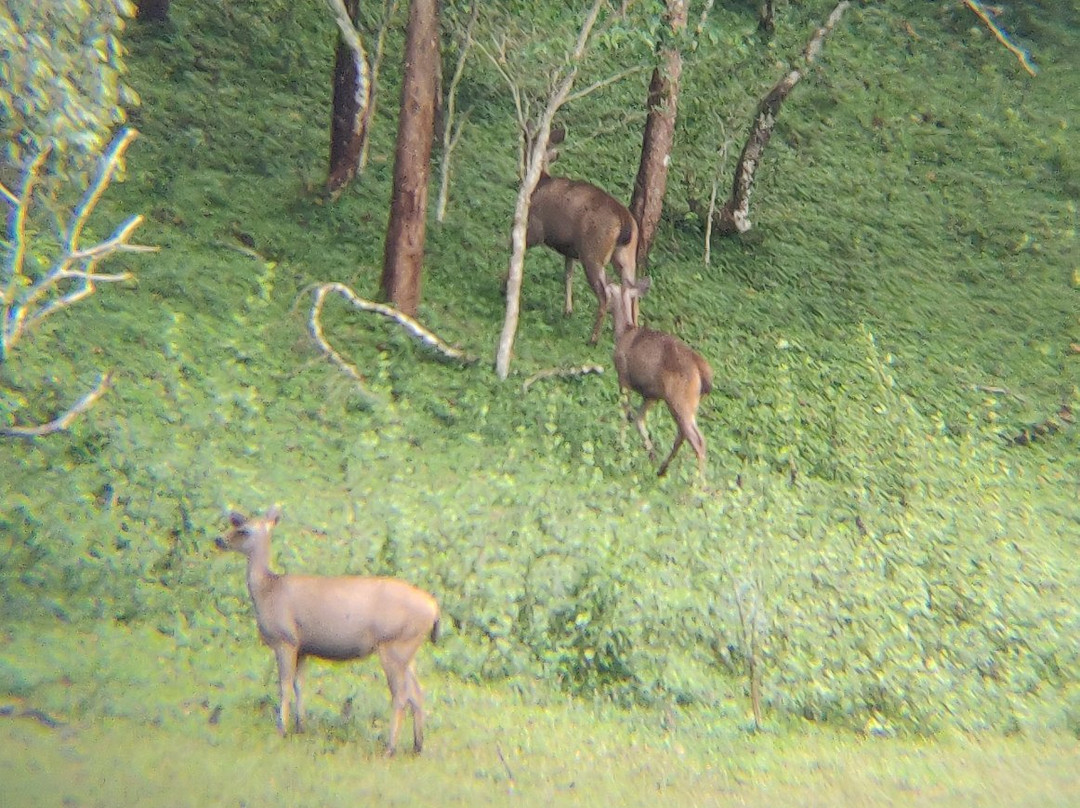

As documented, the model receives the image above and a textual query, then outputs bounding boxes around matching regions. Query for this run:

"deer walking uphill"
[216,505,440,755]
[526,127,639,344]
[607,278,713,477]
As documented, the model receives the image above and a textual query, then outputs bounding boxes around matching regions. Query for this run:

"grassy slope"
[2,0,1079,803]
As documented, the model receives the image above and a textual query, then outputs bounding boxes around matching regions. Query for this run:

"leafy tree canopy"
[0,0,138,187]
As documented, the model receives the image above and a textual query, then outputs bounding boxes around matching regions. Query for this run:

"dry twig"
[521,363,604,393]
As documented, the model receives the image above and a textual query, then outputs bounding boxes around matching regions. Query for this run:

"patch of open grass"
[3,628,1079,808]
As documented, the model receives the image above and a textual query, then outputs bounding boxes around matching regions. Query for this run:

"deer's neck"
[611,307,637,342]
[244,538,278,599]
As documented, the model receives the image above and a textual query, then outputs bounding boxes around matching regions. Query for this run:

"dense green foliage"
[2,0,1078,757]
[0,0,137,187]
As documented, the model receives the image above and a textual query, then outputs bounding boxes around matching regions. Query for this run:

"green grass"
[2,0,1079,803]
[5,708,1080,807]
[3,625,1079,808]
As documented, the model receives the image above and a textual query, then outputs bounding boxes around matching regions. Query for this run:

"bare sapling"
[606,278,713,477]
[216,505,440,755]
[527,126,639,344]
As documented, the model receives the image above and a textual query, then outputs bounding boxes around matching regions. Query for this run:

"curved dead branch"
[1,373,113,438]
[309,282,477,393]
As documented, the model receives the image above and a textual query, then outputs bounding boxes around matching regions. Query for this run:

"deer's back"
[529,176,635,262]
[618,328,710,401]
[259,575,438,660]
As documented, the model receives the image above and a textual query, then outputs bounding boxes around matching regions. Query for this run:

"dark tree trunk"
[328,0,368,194]
[136,0,170,23]
[759,0,775,33]
[380,0,438,317]
[629,0,687,269]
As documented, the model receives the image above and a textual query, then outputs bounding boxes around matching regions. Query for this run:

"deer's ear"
[228,510,247,527]
[266,504,283,525]
[637,277,653,296]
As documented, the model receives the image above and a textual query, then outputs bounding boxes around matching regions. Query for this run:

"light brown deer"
[527,127,639,344]
[216,505,440,755]
[606,278,713,477]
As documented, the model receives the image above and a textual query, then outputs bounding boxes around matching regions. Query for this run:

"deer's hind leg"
[657,430,686,476]
[405,661,426,753]
[379,636,428,755]
[583,262,610,344]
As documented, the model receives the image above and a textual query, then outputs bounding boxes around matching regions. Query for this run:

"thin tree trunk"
[629,0,687,269]
[436,0,478,223]
[380,0,438,317]
[494,0,605,379]
[716,1,850,235]
[327,0,371,195]
[715,70,798,236]
[359,1,401,171]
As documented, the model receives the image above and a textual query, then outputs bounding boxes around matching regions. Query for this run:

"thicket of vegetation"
[2,0,1078,750]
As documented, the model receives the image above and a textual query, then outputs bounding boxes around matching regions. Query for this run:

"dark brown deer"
[526,127,639,344]
[216,505,440,755]
[606,278,713,477]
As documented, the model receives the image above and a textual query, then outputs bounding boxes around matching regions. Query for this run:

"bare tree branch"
[521,363,604,393]
[1,128,154,438]
[1,373,113,438]
[963,0,1037,76]
[564,66,644,107]
[66,128,139,253]
[436,0,479,222]
[2,128,155,358]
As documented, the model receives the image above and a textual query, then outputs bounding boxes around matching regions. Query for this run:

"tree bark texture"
[629,0,687,268]
[328,0,367,194]
[380,0,438,317]
[759,0,775,33]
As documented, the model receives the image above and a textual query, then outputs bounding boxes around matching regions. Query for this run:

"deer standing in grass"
[606,278,713,477]
[216,505,440,755]
[526,127,640,344]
